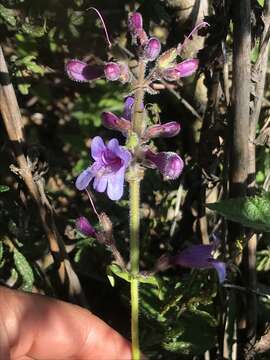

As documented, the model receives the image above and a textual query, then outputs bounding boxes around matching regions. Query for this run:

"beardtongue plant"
[66,10,218,359]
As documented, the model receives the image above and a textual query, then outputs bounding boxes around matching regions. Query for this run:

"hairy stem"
[130,177,140,360]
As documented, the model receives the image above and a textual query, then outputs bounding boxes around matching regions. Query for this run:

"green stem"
[130,177,140,360]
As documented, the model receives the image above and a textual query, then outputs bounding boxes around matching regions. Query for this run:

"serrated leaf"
[0,185,9,193]
[13,248,34,292]
[0,4,16,27]
[206,194,270,232]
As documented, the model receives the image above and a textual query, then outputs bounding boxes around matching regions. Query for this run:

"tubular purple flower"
[75,136,132,201]
[101,112,131,134]
[171,243,226,283]
[145,149,184,180]
[162,59,199,81]
[143,37,161,62]
[76,216,96,237]
[104,62,121,81]
[66,60,104,82]
[143,121,180,140]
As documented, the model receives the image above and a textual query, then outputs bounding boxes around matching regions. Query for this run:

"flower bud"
[145,150,184,179]
[119,63,131,84]
[104,62,121,81]
[76,216,96,237]
[143,121,180,140]
[142,37,161,62]
[122,96,134,121]
[66,60,104,82]
[128,12,143,34]
[162,59,199,81]
[101,112,131,134]
[128,12,148,45]
[157,48,177,69]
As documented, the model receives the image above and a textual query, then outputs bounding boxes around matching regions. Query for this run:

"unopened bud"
[66,60,104,82]
[119,63,131,84]
[143,37,161,61]
[76,216,96,237]
[128,12,143,34]
[145,150,184,179]
[143,121,180,140]
[128,12,148,45]
[163,59,199,81]
[122,96,134,121]
[157,48,177,69]
[104,62,121,81]
[101,112,131,134]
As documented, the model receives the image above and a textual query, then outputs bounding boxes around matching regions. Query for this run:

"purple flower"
[143,121,180,140]
[76,216,96,237]
[66,60,104,82]
[104,62,121,81]
[75,137,132,200]
[162,59,199,81]
[143,37,161,62]
[101,97,134,134]
[145,149,184,180]
[171,243,226,283]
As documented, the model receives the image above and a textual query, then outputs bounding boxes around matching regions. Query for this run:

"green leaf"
[107,264,162,292]
[206,194,270,232]
[0,4,16,27]
[18,83,31,95]
[13,248,34,292]
[163,309,216,355]
[0,185,9,193]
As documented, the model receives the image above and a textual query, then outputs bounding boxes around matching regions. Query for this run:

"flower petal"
[211,261,226,283]
[91,136,106,161]
[75,162,101,190]
[107,168,125,200]
[107,138,120,153]
[93,175,108,193]
[115,146,132,166]
[172,244,214,268]
[75,168,93,191]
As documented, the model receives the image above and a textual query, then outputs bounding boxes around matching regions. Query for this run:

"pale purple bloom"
[143,37,161,62]
[66,60,104,82]
[145,149,184,179]
[163,59,199,81]
[171,243,226,283]
[76,137,132,200]
[104,62,121,81]
[143,121,180,140]
[76,216,96,237]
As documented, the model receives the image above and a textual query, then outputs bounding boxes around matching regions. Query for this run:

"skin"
[0,286,131,360]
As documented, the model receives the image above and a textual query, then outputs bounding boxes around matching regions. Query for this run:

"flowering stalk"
[128,59,147,360]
